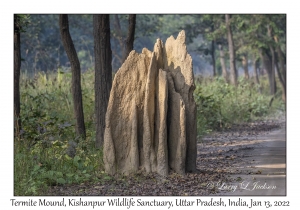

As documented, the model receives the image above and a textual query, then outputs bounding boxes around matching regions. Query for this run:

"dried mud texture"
[164,31,197,172]
[166,72,186,175]
[154,69,168,176]
[103,31,196,176]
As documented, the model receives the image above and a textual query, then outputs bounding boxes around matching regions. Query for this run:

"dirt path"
[202,123,286,196]
[215,127,286,196]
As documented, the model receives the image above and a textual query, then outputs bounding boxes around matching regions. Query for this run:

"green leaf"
[73,155,80,163]
[56,171,63,178]
[57,178,66,184]
[104,175,112,180]
[48,170,54,177]
[84,174,91,178]
[33,165,40,171]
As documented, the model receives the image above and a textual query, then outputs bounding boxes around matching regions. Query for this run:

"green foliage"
[15,70,104,195]
[20,14,286,77]
[15,14,30,32]
[194,76,284,139]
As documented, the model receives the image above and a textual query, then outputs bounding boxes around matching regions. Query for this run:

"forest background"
[2,0,299,201]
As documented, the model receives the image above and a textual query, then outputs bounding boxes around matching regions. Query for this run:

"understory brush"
[15,70,109,195]
[194,76,285,139]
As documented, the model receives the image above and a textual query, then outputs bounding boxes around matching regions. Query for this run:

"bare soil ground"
[45,117,286,196]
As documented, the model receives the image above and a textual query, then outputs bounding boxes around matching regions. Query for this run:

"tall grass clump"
[194,76,285,139]
[14,69,110,195]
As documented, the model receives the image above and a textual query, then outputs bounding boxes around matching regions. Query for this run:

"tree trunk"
[59,14,86,139]
[269,48,277,95]
[274,36,286,103]
[260,49,276,96]
[276,46,286,84]
[218,44,228,82]
[210,25,216,77]
[276,46,286,85]
[252,55,262,93]
[275,61,286,103]
[93,15,112,148]
[242,54,249,79]
[123,14,136,62]
[225,14,238,86]
[211,40,216,77]
[267,25,277,95]
[14,15,21,138]
[113,15,124,65]
[252,55,259,85]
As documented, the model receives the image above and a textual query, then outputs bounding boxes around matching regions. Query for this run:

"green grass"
[14,70,285,195]
[15,69,107,195]
[194,76,285,139]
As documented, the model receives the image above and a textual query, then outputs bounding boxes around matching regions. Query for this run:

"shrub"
[194,76,284,139]
[15,70,103,195]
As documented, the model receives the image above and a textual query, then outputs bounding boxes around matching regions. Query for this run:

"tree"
[266,24,277,95]
[252,15,279,96]
[111,14,125,67]
[262,14,286,99]
[93,15,112,148]
[211,36,216,76]
[225,14,238,86]
[110,14,137,67]
[59,14,86,139]
[217,42,229,82]
[241,54,249,79]
[237,40,250,80]
[272,15,286,102]
[202,16,218,77]
[233,14,285,96]
[14,14,30,138]
[20,15,95,74]
[181,14,218,77]
[252,53,261,93]
[260,48,276,95]
[274,35,286,102]
[14,15,22,138]
[202,15,232,80]
[123,14,136,62]
[230,15,253,81]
